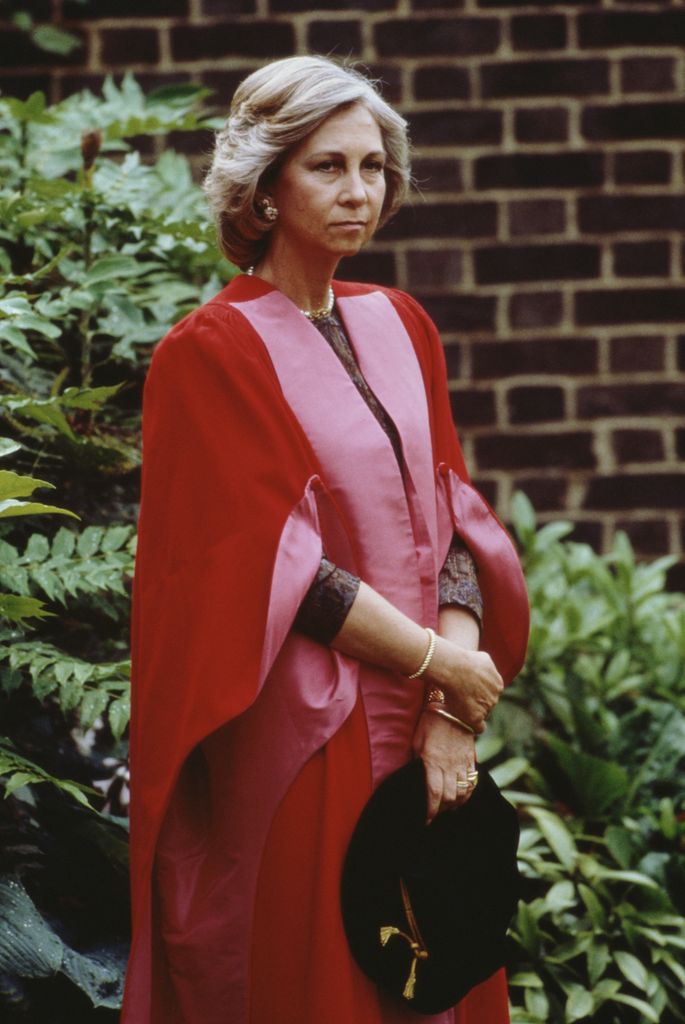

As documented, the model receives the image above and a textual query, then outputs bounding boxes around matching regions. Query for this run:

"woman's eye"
[365,162,385,173]
[316,161,340,172]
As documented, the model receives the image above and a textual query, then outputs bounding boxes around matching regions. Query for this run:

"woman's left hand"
[412,709,477,824]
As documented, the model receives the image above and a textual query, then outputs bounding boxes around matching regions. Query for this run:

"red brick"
[508,199,565,237]
[65,0,187,13]
[578,383,685,418]
[471,479,498,507]
[337,251,397,288]
[165,128,213,156]
[412,157,463,193]
[100,29,159,65]
[11,0,51,16]
[678,336,685,372]
[170,22,293,60]
[374,17,500,57]
[413,66,470,101]
[615,150,672,186]
[676,426,685,459]
[449,389,497,427]
[202,70,252,106]
[612,430,665,464]
[202,0,256,12]
[475,243,599,285]
[583,102,685,141]
[365,64,403,104]
[475,432,596,471]
[307,20,362,55]
[418,295,496,333]
[515,107,568,144]
[410,109,502,147]
[610,336,665,373]
[476,153,603,190]
[668,563,685,595]
[613,241,670,278]
[576,288,685,326]
[273,0,391,8]
[579,196,685,234]
[569,522,604,550]
[579,11,685,48]
[407,249,463,289]
[479,0,596,6]
[584,474,685,510]
[620,57,675,94]
[481,59,609,99]
[411,0,466,7]
[0,73,51,99]
[513,477,567,512]
[381,202,497,241]
[511,14,567,51]
[508,292,563,329]
[507,386,565,424]
[443,342,462,379]
[615,519,670,557]
[473,338,598,378]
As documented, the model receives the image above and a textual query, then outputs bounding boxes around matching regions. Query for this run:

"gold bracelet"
[424,703,476,736]
[407,627,437,679]
[425,686,446,706]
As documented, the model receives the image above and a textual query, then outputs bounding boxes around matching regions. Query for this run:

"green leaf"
[0,878,125,1007]
[587,941,610,986]
[0,593,52,623]
[84,255,143,285]
[0,499,78,520]
[52,527,76,558]
[108,696,130,740]
[31,25,83,56]
[528,807,578,871]
[565,984,593,1022]
[609,994,660,1023]
[79,688,109,729]
[77,526,105,558]
[547,736,630,817]
[614,950,649,991]
[0,470,54,501]
[578,884,606,930]
[0,439,22,458]
[491,757,529,788]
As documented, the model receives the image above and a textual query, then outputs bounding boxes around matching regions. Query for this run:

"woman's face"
[268,102,387,263]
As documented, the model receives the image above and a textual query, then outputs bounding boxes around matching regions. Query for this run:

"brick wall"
[3,0,684,586]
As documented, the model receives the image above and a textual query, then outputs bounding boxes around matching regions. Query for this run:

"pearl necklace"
[246,266,334,321]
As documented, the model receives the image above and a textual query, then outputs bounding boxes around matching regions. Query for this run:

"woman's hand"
[413,710,477,823]
[423,639,503,734]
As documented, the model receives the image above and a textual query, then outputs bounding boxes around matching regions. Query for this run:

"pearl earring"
[257,197,278,223]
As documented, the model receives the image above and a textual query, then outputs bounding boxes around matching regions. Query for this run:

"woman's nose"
[340,169,367,204]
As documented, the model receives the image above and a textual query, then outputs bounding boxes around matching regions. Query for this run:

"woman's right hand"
[424,639,503,733]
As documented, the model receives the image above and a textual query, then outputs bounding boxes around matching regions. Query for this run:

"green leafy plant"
[483,495,685,1024]
[0,74,234,1020]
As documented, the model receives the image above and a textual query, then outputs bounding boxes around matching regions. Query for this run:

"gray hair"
[203,55,410,270]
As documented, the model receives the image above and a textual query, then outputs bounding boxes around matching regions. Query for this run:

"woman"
[122,55,529,1024]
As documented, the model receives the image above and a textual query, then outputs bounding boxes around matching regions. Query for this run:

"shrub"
[0,76,233,1021]
[486,494,685,1024]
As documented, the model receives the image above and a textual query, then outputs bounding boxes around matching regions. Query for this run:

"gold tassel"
[380,926,400,947]
[403,956,419,1000]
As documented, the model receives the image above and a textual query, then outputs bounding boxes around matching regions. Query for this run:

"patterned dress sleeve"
[294,556,361,645]
[438,534,483,627]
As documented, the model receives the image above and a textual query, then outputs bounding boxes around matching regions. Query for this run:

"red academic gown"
[121,274,529,1024]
